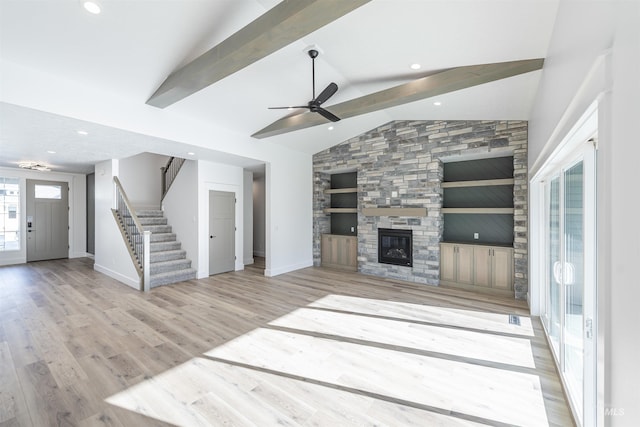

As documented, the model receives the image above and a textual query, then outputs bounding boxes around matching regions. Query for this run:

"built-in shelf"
[441,178,514,189]
[442,156,515,246]
[324,187,357,194]
[441,207,514,214]
[324,208,358,214]
[362,207,427,217]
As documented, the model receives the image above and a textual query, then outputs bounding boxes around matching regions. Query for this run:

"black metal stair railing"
[112,176,151,291]
[161,157,186,202]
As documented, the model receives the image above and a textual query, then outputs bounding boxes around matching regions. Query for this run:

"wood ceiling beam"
[251,58,544,139]
[146,0,372,108]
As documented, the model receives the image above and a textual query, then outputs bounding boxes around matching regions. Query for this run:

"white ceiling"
[0,0,559,174]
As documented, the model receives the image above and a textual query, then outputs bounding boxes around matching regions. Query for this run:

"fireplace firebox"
[378,228,412,267]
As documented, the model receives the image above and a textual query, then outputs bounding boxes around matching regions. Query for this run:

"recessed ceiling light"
[433,101,442,106]
[328,126,334,131]
[187,152,195,156]
[77,130,88,135]
[47,150,56,154]
[83,1,101,14]
[410,63,421,70]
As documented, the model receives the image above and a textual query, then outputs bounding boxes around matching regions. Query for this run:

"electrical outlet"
[473,232,479,239]
[351,226,355,233]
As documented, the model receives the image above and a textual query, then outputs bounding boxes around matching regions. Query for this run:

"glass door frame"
[531,103,597,427]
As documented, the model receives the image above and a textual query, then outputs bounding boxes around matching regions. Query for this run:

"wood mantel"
[362,207,427,217]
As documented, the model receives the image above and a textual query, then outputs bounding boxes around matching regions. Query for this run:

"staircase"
[136,209,196,288]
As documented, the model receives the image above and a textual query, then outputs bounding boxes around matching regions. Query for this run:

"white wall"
[118,152,169,210]
[93,159,139,288]
[197,160,244,278]
[162,160,199,272]
[0,166,86,266]
[265,159,313,276]
[528,2,640,425]
[253,174,266,257]
[243,170,253,265]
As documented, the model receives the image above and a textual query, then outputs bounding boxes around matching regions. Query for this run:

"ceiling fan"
[268,49,341,123]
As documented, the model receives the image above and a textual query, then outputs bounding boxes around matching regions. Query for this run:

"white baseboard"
[93,264,140,289]
[265,259,313,277]
[0,256,25,267]
[71,251,92,259]
[253,250,265,257]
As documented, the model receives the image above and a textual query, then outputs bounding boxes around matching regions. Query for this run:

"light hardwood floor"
[0,258,574,426]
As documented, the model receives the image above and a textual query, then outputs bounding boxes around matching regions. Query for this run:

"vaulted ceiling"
[0,0,559,173]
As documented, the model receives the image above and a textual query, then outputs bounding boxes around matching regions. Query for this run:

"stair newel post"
[143,230,151,292]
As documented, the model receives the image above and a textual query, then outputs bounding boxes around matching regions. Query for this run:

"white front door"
[209,191,235,275]
[26,179,69,262]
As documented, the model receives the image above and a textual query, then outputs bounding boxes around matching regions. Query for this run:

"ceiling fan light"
[19,161,51,171]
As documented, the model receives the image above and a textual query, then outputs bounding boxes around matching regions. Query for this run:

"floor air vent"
[509,314,521,326]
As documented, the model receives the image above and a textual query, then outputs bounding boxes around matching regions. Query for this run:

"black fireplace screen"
[378,228,412,267]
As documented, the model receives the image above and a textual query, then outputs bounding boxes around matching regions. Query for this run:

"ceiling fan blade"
[316,107,341,122]
[314,82,338,105]
[268,106,309,110]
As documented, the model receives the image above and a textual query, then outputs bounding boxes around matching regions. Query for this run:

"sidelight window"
[0,177,20,251]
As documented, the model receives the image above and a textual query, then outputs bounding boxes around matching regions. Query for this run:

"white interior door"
[26,179,69,262]
[209,190,235,275]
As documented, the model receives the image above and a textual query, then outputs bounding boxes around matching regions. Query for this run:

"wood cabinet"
[321,234,357,271]
[440,242,513,294]
[440,243,474,285]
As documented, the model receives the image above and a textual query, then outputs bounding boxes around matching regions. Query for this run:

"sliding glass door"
[541,143,595,427]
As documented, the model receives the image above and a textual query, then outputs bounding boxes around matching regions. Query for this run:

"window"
[0,177,20,251]
[35,184,62,199]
